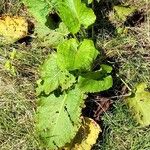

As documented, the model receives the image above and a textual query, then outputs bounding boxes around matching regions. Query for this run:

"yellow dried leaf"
[64,117,101,150]
[0,16,28,44]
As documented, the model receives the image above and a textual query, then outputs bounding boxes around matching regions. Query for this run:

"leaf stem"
[116,73,132,92]
[72,34,79,42]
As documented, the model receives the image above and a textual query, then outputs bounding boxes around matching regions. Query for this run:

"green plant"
[22,0,113,149]
[4,49,17,75]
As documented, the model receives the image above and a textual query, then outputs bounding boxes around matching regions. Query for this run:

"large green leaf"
[36,53,75,95]
[127,83,150,127]
[77,70,113,93]
[54,0,96,33]
[36,87,85,149]
[22,0,52,35]
[38,22,69,48]
[57,39,99,71]
[22,0,69,47]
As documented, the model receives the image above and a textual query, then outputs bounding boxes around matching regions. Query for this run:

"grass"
[94,0,150,149]
[96,0,150,88]
[0,42,47,149]
[0,0,26,16]
[96,101,150,150]
[0,0,150,150]
[0,1,48,148]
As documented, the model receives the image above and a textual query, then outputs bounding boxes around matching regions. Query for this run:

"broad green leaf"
[39,22,69,48]
[74,39,98,70]
[127,83,150,127]
[38,30,65,48]
[59,70,76,90]
[36,53,75,95]
[57,39,78,71]
[22,0,52,35]
[22,0,70,47]
[78,70,113,93]
[54,0,96,33]
[57,39,99,71]
[113,5,136,22]
[0,16,28,45]
[22,0,52,24]
[36,87,85,149]
[56,22,69,35]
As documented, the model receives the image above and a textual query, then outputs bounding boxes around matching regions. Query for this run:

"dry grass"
[0,42,47,149]
[0,0,50,149]
[0,0,150,150]
[96,0,150,88]
[95,0,150,149]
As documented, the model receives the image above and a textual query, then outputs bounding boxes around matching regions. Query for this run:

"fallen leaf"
[64,117,101,150]
[127,83,150,127]
[0,16,28,45]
